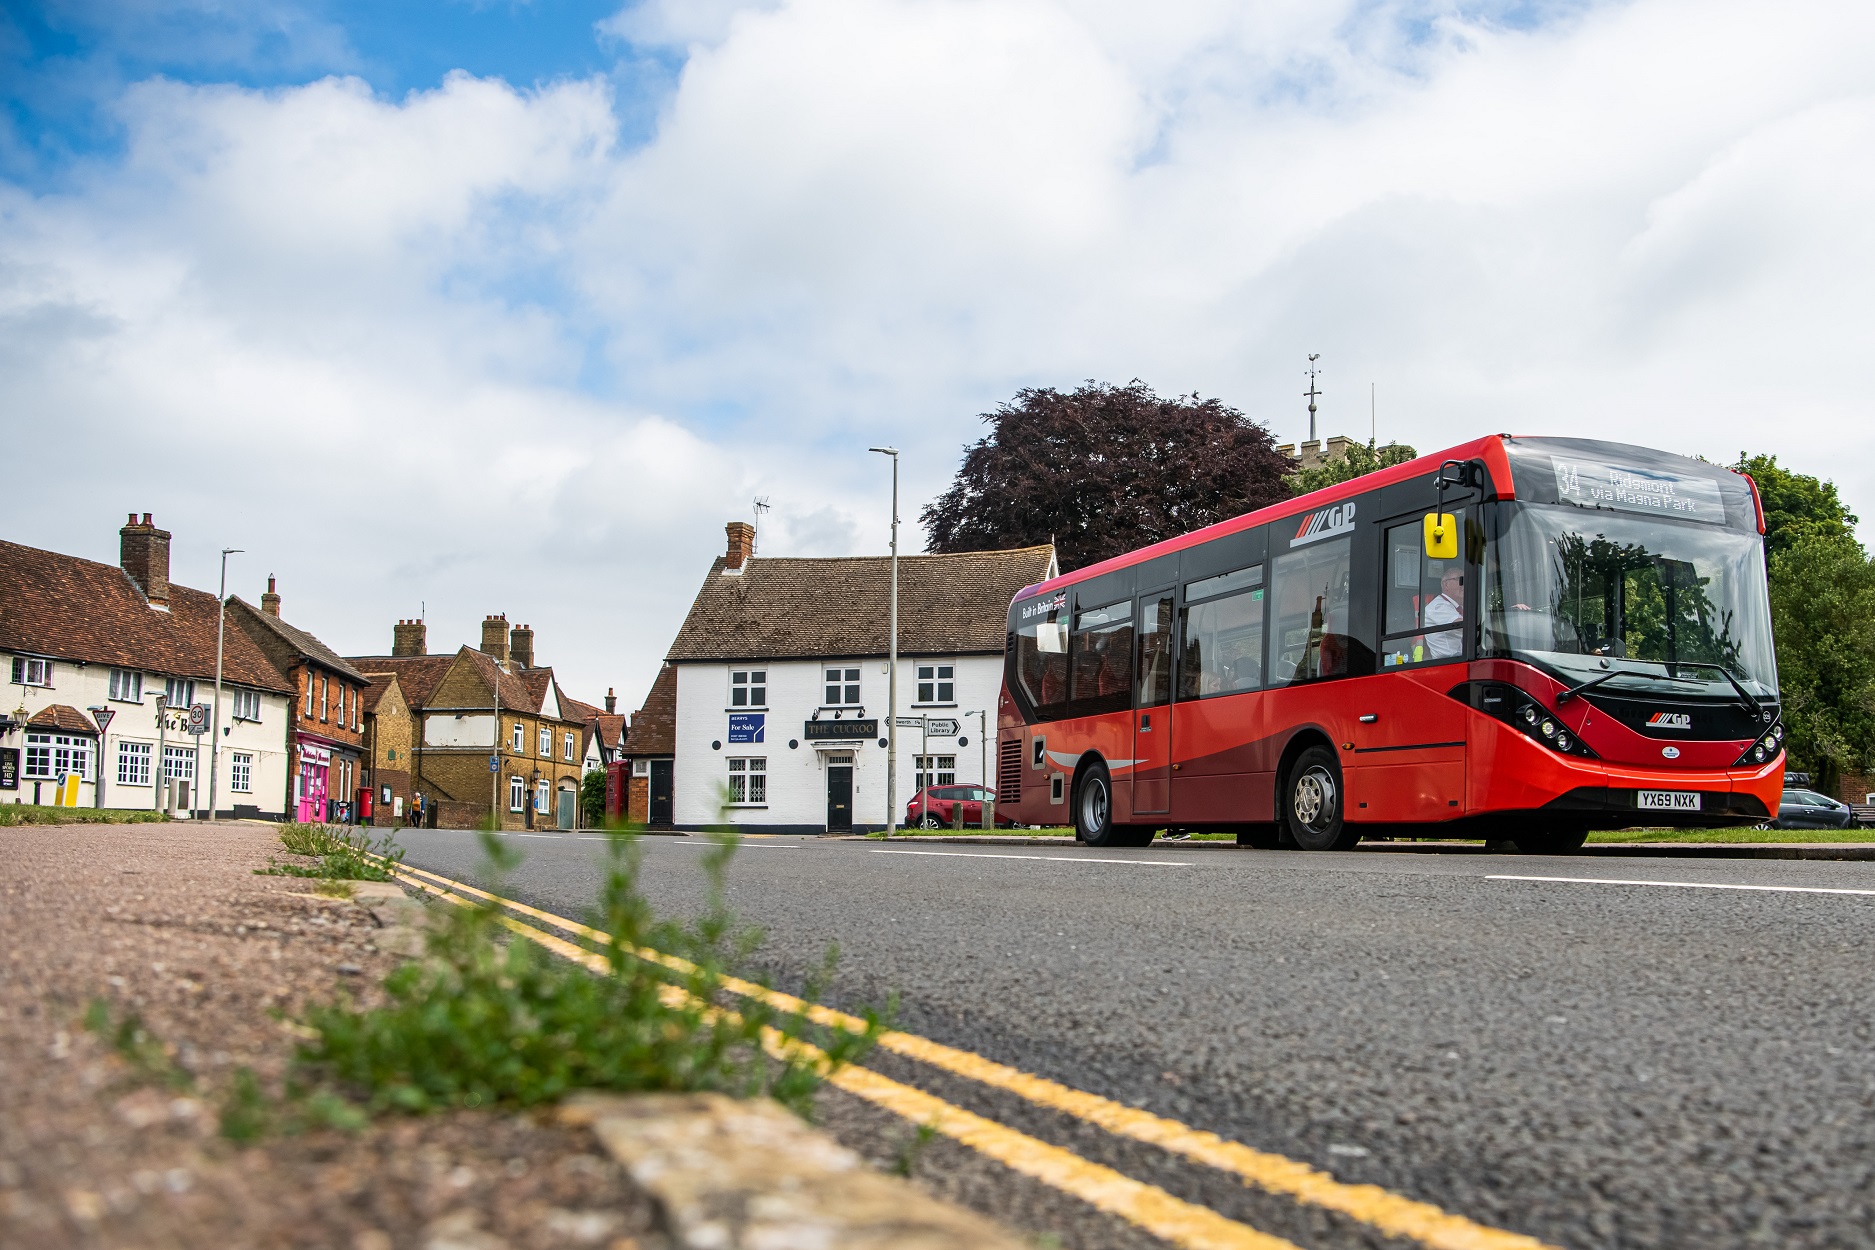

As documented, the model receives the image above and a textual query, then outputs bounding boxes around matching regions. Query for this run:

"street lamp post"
[868,446,900,836]
[207,547,241,822]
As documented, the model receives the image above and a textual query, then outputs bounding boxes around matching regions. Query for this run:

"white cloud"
[4,0,1875,710]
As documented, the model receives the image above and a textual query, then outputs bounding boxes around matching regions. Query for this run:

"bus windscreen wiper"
[1555,670,1625,703]
[1675,661,1763,718]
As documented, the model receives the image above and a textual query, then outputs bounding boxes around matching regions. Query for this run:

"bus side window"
[1136,595,1174,707]
[1016,607,1070,718]
[1381,519,1464,667]
[1178,565,1265,699]
[1269,538,1353,685]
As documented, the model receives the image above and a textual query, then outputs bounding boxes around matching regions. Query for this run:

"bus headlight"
[1473,683,1597,759]
[1734,718,1785,768]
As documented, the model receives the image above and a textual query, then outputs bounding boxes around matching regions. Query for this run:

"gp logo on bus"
[1290,501,1357,548]
[1647,711,1692,731]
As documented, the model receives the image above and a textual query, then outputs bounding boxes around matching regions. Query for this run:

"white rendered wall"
[672,654,1003,831]
[424,713,495,748]
[3,653,290,814]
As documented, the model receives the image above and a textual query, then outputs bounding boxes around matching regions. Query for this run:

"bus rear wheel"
[1075,762,1148,847]
[1284,747,1359,852]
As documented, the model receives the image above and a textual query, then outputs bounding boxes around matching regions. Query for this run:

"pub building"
[645,521,1054,833]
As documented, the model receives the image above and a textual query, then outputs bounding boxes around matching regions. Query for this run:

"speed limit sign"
[188,702,210,735]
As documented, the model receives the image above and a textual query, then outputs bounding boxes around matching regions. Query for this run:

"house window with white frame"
[117,741,152,786]
[163,745,195,781]
[535,779,550,813]
[24,732,91,781]
[231,752,253,793]
[231,689,262,721]
[512,722,525,751]
[109,668,143,702]
[10,657,52,687]
[916,663,955,705]
[539,726,551,756]
[563,731,575,761]
[302,674,312,716]
[509,775,525,811]
[727,757,766,805]
[320,676,328,722]
[823,667,860,706]
[731,670,767,708]
[915,755,956,790]
[165,677,195,709]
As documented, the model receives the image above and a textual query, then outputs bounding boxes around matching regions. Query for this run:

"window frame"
[1268,536,1359,687]
[109,668,143,703]
[163,744,195,781]
[726,756,768,806]
[509,775,525,812]
[1380,518,1467,669]
[823,666,862,707]
[535,779,550,813]
[512,722,525,752]
[11,656,53,687]
[117,740,153,786]
[230,751,253,793]
[915,662,956,706]
[539,726,552,757]
[1176,565,1266,702]
[730,669,768,709]
[563,731,575,761]
[914,754,958,790]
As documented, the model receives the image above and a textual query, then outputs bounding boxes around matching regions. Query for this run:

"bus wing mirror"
[1424,512,1458,560]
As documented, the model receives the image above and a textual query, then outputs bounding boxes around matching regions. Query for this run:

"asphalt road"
[394,829,1875,1250]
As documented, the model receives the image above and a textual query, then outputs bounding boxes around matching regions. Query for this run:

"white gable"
[541,681,563,721]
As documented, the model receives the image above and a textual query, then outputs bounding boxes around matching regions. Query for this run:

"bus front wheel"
[1075,763,1145,846]
[1285,747,1359,851]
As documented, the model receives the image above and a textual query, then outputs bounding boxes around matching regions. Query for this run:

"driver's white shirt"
[1424,591,1463,657]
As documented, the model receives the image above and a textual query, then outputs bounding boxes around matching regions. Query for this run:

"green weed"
[83,999,194,1091]
[273,831,880,1128]
[259,824,404,882]
[0,806,169,826]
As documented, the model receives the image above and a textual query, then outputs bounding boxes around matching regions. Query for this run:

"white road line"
[1489,874,1875,898]
[649,840,798,849]
[870,849,1191,866]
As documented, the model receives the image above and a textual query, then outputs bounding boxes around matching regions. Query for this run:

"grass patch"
[83,999,194,1091]
[237,831,880,1139]
[259,823,403,882]
[1588,826,1875,844]
[1,805,169,826]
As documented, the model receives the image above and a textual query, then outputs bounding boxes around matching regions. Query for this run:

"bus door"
[1355,488,1478,821]
[1133,590,1176,815]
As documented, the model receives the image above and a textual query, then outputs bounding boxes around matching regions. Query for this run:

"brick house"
[647,521,1054,833]
[227,578,370,823]
[1,516,295,816]
[619,665,676,825]
[349,616,601,830]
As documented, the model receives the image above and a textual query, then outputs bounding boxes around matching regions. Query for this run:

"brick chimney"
[480,614,509,663]
[393,618,427,657]
[604,687,616,714]
[120,512,171,609]
[725,521,756,571]
[261,575,281,617]
[509,623,535,669]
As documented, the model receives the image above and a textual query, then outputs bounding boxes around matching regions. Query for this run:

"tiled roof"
[358,671,400,714]
[664,546,1055,663]
[0,539,292,692]
[227,599,369,684]
[593,712,626,747]
[625,664,676,756]
[347,654,458,708]
[454,646,540,712]
[26,704,99,735]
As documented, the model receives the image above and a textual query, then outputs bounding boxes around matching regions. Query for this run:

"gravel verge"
[0,820,657,1249]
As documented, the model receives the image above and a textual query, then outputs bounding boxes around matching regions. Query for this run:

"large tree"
[1732,452,1859,557]
[921,381,1292,571]
[1290,439,1419,496]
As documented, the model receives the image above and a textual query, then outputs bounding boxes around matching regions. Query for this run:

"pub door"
[826,764,853,832]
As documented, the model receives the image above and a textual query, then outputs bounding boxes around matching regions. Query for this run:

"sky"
[3,0,1873,711]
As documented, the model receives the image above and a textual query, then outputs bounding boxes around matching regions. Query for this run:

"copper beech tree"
[921,381,1293,572]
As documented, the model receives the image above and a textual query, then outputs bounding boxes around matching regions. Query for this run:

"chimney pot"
[480,614,509,662]
[120,512,172,609]
[605,687,617,715]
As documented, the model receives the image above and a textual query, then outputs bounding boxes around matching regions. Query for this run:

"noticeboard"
[0,747,17,791]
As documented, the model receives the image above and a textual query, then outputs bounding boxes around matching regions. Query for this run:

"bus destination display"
[1551,456,1726,523]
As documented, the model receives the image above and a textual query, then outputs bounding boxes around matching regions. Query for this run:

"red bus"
[994,436,1785,852]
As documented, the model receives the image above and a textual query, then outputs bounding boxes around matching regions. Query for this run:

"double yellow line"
[394,862,1555,1250]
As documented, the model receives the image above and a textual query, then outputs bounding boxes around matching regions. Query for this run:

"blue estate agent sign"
[728,713,766,744]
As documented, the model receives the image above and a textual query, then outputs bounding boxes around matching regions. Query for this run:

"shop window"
[916,663,955,704]
[727,757,767,805]
[731,670,767,708]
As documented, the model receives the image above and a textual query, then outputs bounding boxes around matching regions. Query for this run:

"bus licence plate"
[1637,791,1701,811]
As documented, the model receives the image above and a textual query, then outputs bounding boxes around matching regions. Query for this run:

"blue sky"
[3,0,1872,706]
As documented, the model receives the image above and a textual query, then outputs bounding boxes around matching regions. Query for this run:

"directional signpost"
[894,716,961,825]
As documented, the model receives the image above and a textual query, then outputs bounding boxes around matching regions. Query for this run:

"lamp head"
[868,446,898,457]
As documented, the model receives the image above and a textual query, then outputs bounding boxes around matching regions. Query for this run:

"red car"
[905,785,1013,829]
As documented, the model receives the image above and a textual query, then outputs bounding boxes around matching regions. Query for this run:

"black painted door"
[649,759,673,826]
[826,765,853,832]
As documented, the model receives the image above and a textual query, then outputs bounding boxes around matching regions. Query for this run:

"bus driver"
[1424,567,1464,658]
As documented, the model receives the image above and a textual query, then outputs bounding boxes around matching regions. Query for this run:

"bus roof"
[1014,433,1520,600]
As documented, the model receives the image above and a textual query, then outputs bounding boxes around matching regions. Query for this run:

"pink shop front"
[293,737,364,823]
